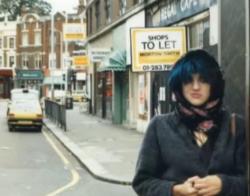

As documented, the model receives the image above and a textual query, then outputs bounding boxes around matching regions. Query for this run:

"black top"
[132,110,247,196]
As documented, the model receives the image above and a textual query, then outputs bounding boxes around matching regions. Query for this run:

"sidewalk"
[43,103,143,185]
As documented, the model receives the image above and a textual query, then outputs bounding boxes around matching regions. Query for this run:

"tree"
[0,0,52,19]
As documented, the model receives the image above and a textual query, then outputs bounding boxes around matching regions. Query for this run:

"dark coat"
[132,110,247,196]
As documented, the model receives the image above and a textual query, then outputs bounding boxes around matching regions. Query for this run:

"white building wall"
[0,16,17,69]
[126,10,149,132]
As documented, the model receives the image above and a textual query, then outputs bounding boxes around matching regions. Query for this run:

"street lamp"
[50,14,55,100]
[50,12,69,100]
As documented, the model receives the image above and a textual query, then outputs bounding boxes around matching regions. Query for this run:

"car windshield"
[12,92,39,101]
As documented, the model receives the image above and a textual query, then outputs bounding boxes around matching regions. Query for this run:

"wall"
[220,0,246,116]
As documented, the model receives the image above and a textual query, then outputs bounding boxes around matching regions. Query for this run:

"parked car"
[72,90,87,102]
[7,89,43,132]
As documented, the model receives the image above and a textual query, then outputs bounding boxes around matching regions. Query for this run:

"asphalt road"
[0,100,136,196]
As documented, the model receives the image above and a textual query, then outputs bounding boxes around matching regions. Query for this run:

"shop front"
[145,0,218,119]
[97,49,128,123]
[15,69,43,93]
[0,69,13,98]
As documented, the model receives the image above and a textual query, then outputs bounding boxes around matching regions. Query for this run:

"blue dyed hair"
[169,49,224,101]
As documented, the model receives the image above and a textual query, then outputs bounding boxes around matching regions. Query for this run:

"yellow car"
[72,90,87,102]
[7,89,43,132]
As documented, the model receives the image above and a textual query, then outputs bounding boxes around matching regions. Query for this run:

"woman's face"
[182,74,211,106]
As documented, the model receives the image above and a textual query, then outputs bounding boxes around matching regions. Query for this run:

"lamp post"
[62,11,69,94]
[50,14,55,100]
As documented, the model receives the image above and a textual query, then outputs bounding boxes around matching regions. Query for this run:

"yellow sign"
[63,23,86,41]
[131,27,187,72]
[73,56,88,66]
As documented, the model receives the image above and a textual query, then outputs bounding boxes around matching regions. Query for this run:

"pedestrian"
[132,49,247,196]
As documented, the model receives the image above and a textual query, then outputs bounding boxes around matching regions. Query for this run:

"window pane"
[9,37,15,48]
[22,32,28,46]
[188,18,209,49]
[35,32,41,45]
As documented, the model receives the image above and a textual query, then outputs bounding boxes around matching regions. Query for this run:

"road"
[0,100,136,196]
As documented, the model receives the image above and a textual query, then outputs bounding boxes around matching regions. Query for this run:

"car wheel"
[8,125,15,132]
[37,125,42,132]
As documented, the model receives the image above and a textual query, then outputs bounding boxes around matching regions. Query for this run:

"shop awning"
[98,50,127,72]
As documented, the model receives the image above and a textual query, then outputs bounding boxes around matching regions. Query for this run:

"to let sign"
[131,27,187,72]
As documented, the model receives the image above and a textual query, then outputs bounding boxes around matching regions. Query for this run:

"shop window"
[105,0,111,24]
[120,0,127,15]
[9,37,15,49]
[188,18,209,49]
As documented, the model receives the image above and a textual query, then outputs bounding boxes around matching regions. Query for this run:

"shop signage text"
[131,27,187,72]
[160,0,211,25]
[63,23,86,41]
[89,49,111,62]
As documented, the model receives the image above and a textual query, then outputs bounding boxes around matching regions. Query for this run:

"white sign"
[63,23,86,41]
[76,72,86,80]
[89,49,111,62]
[159,87,166,101]
[131,27,187,72]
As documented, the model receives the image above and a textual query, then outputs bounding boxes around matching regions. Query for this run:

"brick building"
[16,8,83,97]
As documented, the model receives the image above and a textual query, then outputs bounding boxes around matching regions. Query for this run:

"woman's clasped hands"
[172,175,222,196]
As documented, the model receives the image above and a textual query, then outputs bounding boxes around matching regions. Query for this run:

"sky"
[45,0,79,13]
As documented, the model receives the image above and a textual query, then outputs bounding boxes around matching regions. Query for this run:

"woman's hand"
[188,175,222,196]
[172,180,199,196]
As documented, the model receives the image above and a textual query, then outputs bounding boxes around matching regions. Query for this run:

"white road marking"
[42,130,80,196]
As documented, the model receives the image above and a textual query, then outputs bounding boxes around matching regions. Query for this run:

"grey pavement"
[43,102,143,185]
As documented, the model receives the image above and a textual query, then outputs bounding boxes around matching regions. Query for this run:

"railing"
[44,98,67,131]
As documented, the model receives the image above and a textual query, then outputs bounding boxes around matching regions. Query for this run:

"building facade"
[16,9,85,98]
[85,0,248,133]
[0,16,16,98]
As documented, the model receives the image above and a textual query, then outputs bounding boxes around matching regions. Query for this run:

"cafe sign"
[130,27,186,72]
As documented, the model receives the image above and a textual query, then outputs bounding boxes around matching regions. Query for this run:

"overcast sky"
[45,0,79,13]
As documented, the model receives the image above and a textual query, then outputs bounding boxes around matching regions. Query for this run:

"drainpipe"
[245,0,250,195]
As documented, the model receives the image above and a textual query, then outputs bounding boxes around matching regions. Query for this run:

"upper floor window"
[0,56,2,67]
[35,54,41,69]
[105,0,111,23]
[188,18,209,50]
[22,54,29,69]
[0,38,2,49]
[35,31,41,46]
[9,37,15,49]
[120,0,127,15]
[133,0,139,5]
[95,1,100,29]
[22,32,29,46]
[88,7,93,34]
[9,56,15,67]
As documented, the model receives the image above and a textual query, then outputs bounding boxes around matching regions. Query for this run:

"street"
[0,100,136,196]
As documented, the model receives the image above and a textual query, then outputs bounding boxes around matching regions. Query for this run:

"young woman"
[132,50,247,196]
